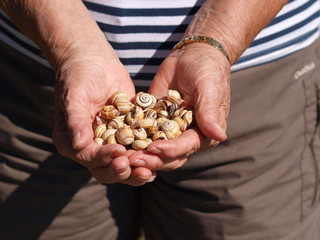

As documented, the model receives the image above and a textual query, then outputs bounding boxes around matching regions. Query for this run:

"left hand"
[129,43,231,171]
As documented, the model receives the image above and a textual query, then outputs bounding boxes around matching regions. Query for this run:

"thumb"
[194,86,229,142]
[64,99,93,151]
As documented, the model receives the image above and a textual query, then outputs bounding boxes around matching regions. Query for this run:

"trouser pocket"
[300,74,320,220]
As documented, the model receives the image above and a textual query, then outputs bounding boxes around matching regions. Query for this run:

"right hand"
[51,40,156,186]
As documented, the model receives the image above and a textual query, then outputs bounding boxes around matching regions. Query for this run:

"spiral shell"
[156,109,169,119]
[168,102,179,118]
[126,106,144,124]
[111,91,130,105]
[183,110,193,126]
[174,109,188,118]
[108,118,124,129]
[135,92,157,110]
[152,131,168,141]
[94,137,104,145]
[154,99,172,111]
[101,128,117,141]
[167,89,181,101]
[156,117,168,127]
[133,127,147,140]
[145,108,157,118]
[93,115,106,130]
[176,98,187,110]
[100,105,120,120]
[116,101,134,115]
[131,117,156,129]
[107,134,117,144]
[147,125,159,137]
[173,117,187,132]
[160,120,181,139]
[116,126,135,145]
[132,138,152,150]
[94,124,107,138]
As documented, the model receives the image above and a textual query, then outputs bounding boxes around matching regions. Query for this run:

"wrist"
[173,35,230,64]
[185,0,288,65]
[184,1,236,64]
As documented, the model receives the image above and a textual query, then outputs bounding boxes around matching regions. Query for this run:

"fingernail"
[147,175,157,182]
[111,150,126,159]
[131,159,145,167]
[147,147,162,155]
[215,124,227,140]
[115,163,129,173]
[72,131,81,148]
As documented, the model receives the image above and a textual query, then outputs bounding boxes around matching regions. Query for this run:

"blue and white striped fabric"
[1,0,319,87]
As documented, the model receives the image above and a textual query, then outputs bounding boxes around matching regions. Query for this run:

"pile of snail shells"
[93,90,193,150]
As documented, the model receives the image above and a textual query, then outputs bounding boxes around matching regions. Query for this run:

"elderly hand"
[51,38,156,186]
[129,43,230,171]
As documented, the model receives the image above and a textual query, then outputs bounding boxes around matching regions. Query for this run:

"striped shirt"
[1,0,319,87]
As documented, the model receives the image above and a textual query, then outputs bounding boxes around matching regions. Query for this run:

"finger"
[129,150,164,170]
[121,168,156,186]
[129,150,189,171]
[57,88,93,151]
[69,141,127,171]
[148,65,172,99]
[148,127,209,159]
[194,80,229,141]
[128,128,207,171]
[90,155,131,183]
[52,108,77,158]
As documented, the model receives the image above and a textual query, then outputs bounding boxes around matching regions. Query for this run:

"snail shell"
[93,115,107,130]
[156,117,168,127]
[183,110,193,126]
[154,99,172,111]
[95,116,105,125]
[94,137,104,145]
[94,124,107,138]
[116,126,135,145]
[100,105,120,120]
[167,89,181,101]
[133,127,147,140]
[152,131,168,141]
[108,118,124,129]
[111,91,130,105]
[132,138,153,150]
[173,117,187,132]
[156,109,169,119]
[126,106,144,124]
[168,102,179,118]
[147,125,159,137]
[101,128,117,141]
[175,109,188,118]
[135,92,157,110]
[160,120,181,139]
[107,134,117,144]
[131,116,156,129]
[176,98,187,110]
[116,101,134,115]
[145,108,157,118]
[94,89,192,147]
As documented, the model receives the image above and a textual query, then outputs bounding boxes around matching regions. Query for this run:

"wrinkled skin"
[52,49,157,186]
[52,43,231,184]
[129,43,230,171]
[1,0,287,186]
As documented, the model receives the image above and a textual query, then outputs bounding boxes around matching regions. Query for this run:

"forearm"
[185,0,288,65]
[0,0,115,70]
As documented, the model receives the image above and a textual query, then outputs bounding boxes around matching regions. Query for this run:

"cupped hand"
[52,44,155,186]
[129,43,231,171]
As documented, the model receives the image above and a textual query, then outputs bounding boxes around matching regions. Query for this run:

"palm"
[150,44,230,141]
